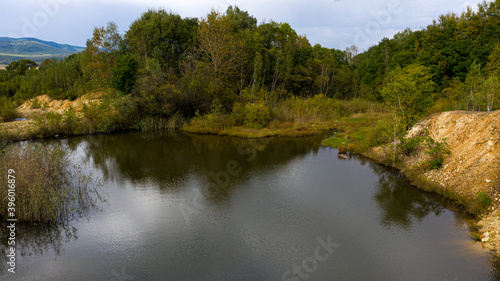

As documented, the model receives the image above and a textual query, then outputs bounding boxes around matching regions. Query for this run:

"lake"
[1,132,498,280]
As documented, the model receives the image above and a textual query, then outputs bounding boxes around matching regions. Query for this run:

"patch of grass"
[321,113,391,153]
[477,192,492,213]
[183,95,387,139]
[321,136,348,148]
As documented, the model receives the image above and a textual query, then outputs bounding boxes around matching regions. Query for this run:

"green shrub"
[63,106,81,135]
[401,136,424,156]
[46,111,63,132]
[477,192,492,213]
[243,102,271,128]
[0,97,19,122]
[367,119,394,147]
[81,101,117,133]
[32,111,63,137]
[424,136,450,170]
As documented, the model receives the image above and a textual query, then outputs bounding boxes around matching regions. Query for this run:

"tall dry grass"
[273,95,386,125]
[0,143,100,223]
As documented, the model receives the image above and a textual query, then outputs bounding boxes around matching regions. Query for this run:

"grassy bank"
[321,114,391,154]
[0,143,100,223]
[182,95,387,138]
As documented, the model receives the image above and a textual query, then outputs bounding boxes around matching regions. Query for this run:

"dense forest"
[0,1,499,136]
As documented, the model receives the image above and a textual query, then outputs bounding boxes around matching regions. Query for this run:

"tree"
[226,5,257,32]
[381,64,435,161]
[196,10,245,88]
[382,64,435,127]
[465,61,483,111]
[111,54,139,94]
[481,75,499,112]
[6,59,38,77]
[86,22,122,83]
[125,9,198,72]
[485,43,500,76]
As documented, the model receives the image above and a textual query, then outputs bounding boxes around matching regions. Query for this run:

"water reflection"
[65,132,324,202]
[0,223,77,274]
[366,158,472,231]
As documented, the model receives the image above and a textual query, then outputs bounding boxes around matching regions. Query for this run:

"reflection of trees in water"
[363,157,475,231]
[367,159,445,230]
[0,223,77,275]
[63,132,324,203]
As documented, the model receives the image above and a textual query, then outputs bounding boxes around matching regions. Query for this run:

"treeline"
[356,0,500,112]
[0,7,355,125]
[0,2,499,128]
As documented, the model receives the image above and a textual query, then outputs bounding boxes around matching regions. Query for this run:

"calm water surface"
[1,132,499,280]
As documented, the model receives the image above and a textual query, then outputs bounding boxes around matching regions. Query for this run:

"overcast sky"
[0,0,484,51]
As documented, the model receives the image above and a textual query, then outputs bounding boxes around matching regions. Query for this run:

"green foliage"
[381,64,435,128]
[111,54,139,93]
[367,119,395,147]
[81,100,118,133]
[423,136,450,170]
[30,98,42,109]
[357,0,500,105]
[0,96,19,122]
[3,2,500,142]
[6,59,38,76]
[477,192,492,213]
[63,106,81,135]
[33,111,63,137]
[401,136,424,156]
[481,74,499,111]
[126,9,198,72]
[242,102,271,128]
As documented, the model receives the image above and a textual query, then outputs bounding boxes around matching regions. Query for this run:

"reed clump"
[0,143,100,223]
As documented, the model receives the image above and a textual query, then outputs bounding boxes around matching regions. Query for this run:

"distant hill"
[0,37,85,65]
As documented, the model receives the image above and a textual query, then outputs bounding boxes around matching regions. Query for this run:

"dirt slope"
[406,110,500,198]
[17,92,103,117]
[0,92,103,138]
